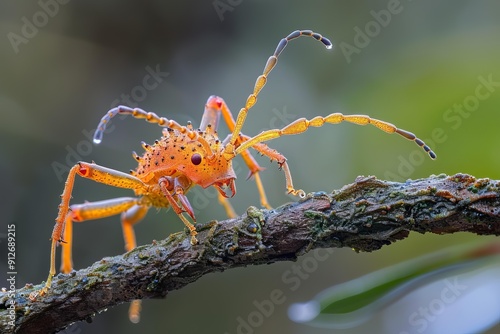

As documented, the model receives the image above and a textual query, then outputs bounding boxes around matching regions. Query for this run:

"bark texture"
[2,173,500,333]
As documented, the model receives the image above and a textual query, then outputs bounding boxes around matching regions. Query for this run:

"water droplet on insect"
[93,131,103,144]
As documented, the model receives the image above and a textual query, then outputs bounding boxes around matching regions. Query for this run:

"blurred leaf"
[288,240,500,329]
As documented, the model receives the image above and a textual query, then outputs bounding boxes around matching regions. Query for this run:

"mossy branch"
[2,173,500,333]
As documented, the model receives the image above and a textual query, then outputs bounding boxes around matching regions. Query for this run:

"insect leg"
[61,197,142,273]
[121,204,149,324]
[121,204,149,253]
[217,193,237,218]
[158,177,198,245]
[205,96,271,209]
[243,140,304,198]
[39,162,149,296]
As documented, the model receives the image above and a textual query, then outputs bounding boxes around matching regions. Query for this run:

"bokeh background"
[1,1,500,333]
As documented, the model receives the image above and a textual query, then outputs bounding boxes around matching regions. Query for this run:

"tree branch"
[2,173,500,333]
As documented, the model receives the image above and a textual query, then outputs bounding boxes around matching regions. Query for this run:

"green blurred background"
[1,1,500,333]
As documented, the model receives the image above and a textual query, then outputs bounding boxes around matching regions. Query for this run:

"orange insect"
[36,30,436,322]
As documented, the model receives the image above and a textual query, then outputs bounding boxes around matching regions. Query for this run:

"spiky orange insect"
[35,30,436,322]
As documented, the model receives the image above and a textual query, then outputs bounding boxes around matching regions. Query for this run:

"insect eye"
[191,153,202,165]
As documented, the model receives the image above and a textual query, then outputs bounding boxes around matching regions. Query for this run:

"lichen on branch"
[2,173,500,333]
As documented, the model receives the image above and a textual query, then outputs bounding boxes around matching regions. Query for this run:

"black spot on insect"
[170,155,175,160]
[180,146,185,150]
[191,153,202,165]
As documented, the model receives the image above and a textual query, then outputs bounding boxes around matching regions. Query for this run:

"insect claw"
[246,171,254,180]
[245,167,265,180]
[214,179,236,198]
